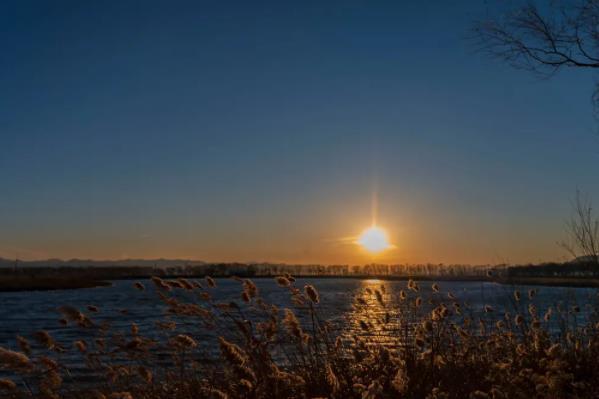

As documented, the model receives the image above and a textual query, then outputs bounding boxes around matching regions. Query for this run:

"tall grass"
[1,276,599,398]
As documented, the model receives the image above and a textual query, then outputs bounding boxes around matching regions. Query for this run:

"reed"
[3,278,599,398]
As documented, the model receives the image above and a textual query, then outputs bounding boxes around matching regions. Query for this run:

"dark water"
[0,278,597,377]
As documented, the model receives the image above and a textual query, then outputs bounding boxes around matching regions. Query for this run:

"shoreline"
[494,276,599,288]
[0,276,112,292]
[1,273,599,292]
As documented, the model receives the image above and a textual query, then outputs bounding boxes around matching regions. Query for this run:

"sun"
[357,225,392,253]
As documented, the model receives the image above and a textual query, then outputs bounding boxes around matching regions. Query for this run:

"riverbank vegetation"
[4,258,599,292]
[0,276,598,398]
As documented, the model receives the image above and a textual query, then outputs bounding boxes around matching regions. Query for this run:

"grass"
[0,276,598,398]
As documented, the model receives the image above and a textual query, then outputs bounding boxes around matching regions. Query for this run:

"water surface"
[0,278,596,377]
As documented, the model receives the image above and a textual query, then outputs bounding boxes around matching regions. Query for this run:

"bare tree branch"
[559,190,599,263]
[472,0,599,116]
[472,2,599,73]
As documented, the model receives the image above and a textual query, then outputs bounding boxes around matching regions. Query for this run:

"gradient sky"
[1,1,598,265]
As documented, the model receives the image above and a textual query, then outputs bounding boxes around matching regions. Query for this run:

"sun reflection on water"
[337,279,471,350]
[339,279,412,348]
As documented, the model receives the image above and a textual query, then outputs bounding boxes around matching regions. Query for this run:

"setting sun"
[357,225,393,253]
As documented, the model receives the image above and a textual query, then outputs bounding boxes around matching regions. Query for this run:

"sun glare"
[357,225,392,253]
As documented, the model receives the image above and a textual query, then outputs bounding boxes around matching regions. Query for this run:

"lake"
[0,277,597,379]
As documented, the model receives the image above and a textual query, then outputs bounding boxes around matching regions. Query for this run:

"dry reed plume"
[1,277,599,398]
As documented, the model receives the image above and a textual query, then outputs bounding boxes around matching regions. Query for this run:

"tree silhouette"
[560,190,599,263]
[472,1,599,115]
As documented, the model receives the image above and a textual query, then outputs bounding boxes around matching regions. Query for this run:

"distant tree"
[472,0,599,115]
[560,190,599,263]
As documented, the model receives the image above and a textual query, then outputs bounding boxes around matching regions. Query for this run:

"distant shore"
[494,276,599,288]
[2,270,599,292]
[300,275,599,288]
[0,275,112,292]
[1,259,598,291]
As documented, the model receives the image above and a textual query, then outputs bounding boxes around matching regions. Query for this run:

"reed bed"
[1,276,598,398]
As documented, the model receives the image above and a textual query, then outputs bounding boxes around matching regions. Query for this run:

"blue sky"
[0,1,597,264]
